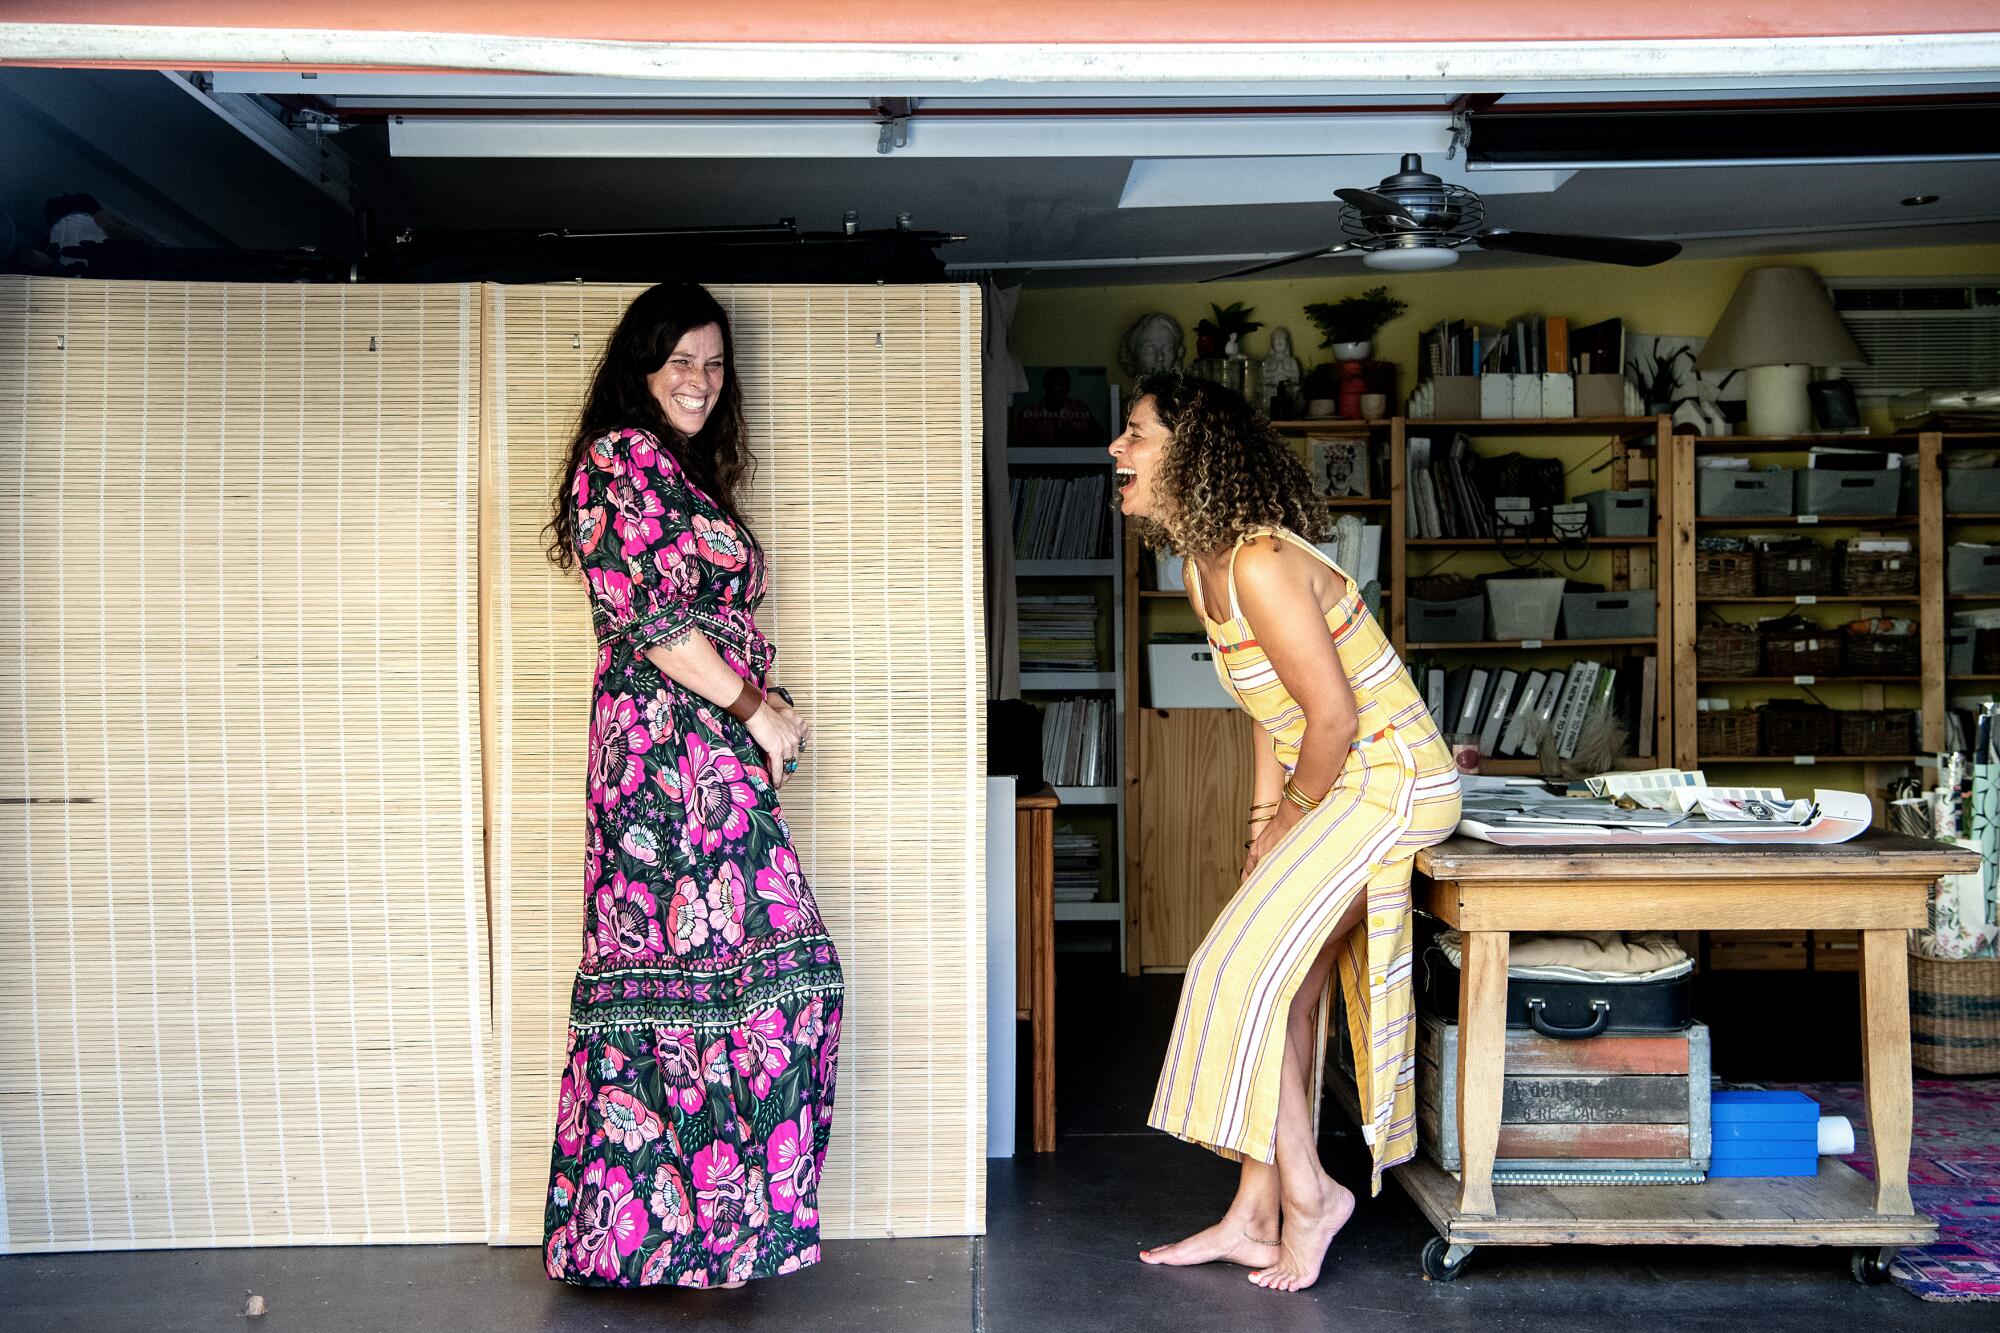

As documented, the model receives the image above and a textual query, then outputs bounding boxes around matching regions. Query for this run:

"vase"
[1306,398,1337,418]
[1331,340,1372,360]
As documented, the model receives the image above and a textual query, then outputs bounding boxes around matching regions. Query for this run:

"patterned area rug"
[1783,1078,2000,1302]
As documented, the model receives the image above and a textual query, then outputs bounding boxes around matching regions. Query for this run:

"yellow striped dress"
[1148,526,1461,1194]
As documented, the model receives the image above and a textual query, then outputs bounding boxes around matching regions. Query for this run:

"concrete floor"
[3,962,1990,1332]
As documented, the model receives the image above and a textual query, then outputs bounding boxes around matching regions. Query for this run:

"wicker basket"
[1979,628,2000,674]
[1910,950,2000,1076]
[1696,550,1756,598]
[1697,709,1761,757]
[1844,626,1920,676]
[1755,540,1836,596]
[1838,708,1916,756]
[1757,702,1839,756]
[1761,624,1843,677]
[1697,624,1761,678]
[1839,545,1919,597]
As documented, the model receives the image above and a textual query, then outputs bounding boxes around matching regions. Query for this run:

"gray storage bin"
[1698,468,1792,517]
[1946,467,2000,515]
[1405,594,1484,644]
[1579,488,1653,537]
[1795,468,1899,516]
[1950,627,1975,676]
[1948,544,2000,594]
[1562,589,1657,640]
[1485,577,1565,641]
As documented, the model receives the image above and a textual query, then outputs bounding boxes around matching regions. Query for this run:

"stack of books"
[1011,473,1112,559]
[1053,827,1103,903]
[1039,697,1116,786]
[1018,594,1102,672]
[1404,433,1494,539]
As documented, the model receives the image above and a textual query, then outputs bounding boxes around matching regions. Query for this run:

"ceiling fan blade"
[1334,188,1421,230]
[1476,229,1681,267]
[1202,244,1352,283]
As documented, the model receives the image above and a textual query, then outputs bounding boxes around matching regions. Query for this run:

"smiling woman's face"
[645,323,726,438]
[1108,394,1171,521]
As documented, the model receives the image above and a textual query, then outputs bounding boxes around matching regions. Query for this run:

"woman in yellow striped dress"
[1113,373,1460,1292]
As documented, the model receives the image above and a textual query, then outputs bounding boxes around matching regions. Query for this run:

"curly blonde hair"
[1129,371,1328,557]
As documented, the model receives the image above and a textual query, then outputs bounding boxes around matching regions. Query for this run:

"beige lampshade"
[1695,266,1866,371]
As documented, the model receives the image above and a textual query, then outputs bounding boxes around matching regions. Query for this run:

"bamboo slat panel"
[0,277,492,1251]
[482,283,987,1245]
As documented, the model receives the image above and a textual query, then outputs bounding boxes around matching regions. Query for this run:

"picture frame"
[1010,365,1113,447]
[1309,435,1372,498]
[1808,378,1864,433]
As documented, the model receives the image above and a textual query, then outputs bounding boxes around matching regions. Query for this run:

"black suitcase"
[1419,945,1693,1039]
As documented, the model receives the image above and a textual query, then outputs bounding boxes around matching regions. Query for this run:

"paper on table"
[1459,789,1874,846]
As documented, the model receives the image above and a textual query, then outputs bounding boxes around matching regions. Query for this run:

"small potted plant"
[1303,286,1408,361]
[1301,363,1341,418]
[1193,301,1263,359]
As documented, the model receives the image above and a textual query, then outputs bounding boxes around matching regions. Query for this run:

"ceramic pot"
[1306,398,1337,418]
[1331,340,1372,360]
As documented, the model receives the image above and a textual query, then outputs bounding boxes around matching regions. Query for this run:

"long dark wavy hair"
[544,282,756,570]
[1129,371,1326,556]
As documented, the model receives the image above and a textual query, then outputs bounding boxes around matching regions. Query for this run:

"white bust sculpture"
[1118,313,1185,378]
[1259,326,1302,415]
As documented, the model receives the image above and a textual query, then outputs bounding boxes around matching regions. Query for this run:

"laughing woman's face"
[1109,394,1171,522]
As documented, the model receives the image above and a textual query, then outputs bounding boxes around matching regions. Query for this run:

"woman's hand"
[1243,801,1304,880]
[746,691,810,789]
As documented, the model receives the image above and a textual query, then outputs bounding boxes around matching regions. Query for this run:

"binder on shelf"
[1498,670,1548,756]
[1520,669,1565,757]
[1478,668,1519,756]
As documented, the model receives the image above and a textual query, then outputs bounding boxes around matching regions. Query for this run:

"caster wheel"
[1421,1236,1472,1282]
[1851,1247,1894,1285]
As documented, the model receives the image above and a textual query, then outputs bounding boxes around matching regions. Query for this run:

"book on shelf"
[1017,592,1102,671]
[1052,826,1103,901]
[1010,471,1112,560]
[1404,432,1500,539]
[1038,697,1117,787]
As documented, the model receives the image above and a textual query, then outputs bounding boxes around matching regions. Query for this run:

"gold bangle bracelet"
[1282,780,1324,813]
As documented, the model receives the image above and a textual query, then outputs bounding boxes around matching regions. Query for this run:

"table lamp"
[1695,266,1867,436]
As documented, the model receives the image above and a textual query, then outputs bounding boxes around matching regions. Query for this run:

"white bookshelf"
[1008,446,1127,968]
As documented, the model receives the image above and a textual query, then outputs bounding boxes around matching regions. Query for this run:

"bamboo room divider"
[0,277,492,1250]
[482,283,987,1245]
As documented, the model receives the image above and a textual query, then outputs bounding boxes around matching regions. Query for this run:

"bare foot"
[1140,1216,1281,1269]
[1249,1176,1354,1292]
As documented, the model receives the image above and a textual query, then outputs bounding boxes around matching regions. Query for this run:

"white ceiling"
[3,65,1997,286]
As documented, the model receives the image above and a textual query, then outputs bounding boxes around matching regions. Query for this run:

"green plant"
[1303,287,1408,348]
[1193,301,1263,342]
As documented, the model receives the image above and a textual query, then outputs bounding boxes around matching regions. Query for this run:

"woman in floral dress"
[541,282,844,1289]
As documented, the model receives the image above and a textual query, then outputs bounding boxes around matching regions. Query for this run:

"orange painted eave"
[5,0,1999,45]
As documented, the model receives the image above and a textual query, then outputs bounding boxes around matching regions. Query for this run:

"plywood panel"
[1134,708,1254,970]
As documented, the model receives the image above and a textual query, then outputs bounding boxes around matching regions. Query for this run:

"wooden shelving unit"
[1667,431,1949,788]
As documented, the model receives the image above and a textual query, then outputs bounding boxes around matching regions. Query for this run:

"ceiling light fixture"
[1902,194,1940,206]
[1362,247,1460,271]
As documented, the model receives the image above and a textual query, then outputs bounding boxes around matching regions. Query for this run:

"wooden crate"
[1417,1015,1712,1176]
[1706,930,1811,971]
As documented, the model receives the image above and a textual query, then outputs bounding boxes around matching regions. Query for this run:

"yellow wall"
[1011,241,2000,419]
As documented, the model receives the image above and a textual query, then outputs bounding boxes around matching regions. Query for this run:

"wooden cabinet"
[1131,708,1255,971]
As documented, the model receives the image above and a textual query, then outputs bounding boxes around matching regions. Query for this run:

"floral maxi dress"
[544,427,844,1288]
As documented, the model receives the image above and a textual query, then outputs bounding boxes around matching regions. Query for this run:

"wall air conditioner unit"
[1823,278,2000,403]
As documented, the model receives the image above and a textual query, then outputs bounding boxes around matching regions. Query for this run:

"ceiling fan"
[1204,153,1680,282]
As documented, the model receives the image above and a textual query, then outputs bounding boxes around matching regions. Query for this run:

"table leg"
[1456,930,1509,1217]
[1859,928,1915,1216]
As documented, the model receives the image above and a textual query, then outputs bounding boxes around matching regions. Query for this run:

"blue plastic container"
[1709,1091,1818,1177]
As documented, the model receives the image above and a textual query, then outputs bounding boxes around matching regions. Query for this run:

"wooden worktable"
[1401,831,1977,1280]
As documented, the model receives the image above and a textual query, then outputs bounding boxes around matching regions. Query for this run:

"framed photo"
[1010,365,1112,447]
[1309,435,1372,498]
[1808,378,1864,433]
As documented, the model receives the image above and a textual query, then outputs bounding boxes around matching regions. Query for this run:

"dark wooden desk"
[1016,787,1059,1153]
[1401,831,1976,1281]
